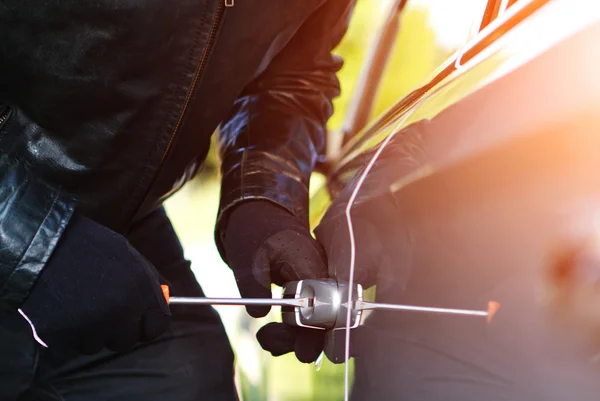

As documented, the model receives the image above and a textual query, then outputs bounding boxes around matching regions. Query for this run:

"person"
[0,1,355,399]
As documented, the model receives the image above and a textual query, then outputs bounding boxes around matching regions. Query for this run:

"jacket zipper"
[0,106,11,130]
[159,1,225,167]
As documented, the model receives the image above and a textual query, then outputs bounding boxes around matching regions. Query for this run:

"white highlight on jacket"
[18,308,49,348]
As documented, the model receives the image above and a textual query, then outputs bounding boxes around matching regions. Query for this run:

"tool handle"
[161,284,171,304]
[160,284,308,307]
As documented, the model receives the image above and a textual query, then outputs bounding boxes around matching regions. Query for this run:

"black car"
[311,0,600,399]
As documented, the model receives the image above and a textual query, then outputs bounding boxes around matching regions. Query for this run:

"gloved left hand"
[223,200,328,363]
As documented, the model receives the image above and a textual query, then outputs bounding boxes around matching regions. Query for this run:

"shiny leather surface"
[0,0,354,307]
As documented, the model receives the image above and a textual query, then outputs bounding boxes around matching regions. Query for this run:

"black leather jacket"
[0,0,353,309]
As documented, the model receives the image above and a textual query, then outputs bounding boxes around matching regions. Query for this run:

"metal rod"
[168,297,309,308]
[354,300,488,317]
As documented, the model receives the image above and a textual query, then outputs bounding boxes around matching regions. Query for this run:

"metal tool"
[354,300,501,324]
[161,285,309,308]
[282,280,363,330]
[161,280,499,327]
[161,280,499,365]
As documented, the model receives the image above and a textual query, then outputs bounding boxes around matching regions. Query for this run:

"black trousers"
[1,207,238,401]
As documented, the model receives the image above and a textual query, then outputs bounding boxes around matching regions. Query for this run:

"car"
[310,0,600,399]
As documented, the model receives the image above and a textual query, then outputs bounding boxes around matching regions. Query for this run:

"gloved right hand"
[21,211,171,354]
[314,191,410,294]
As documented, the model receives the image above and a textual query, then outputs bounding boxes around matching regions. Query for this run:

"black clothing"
[0,0,354,309]
[223,200,328,362]
[2,207,237,401]
[223,200,328,318]
[21,212,171,354]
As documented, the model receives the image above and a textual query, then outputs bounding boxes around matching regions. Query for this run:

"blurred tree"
[329,0,443,131]
[371,5,439,117]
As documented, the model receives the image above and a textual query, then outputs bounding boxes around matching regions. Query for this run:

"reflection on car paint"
[315,1,600,399]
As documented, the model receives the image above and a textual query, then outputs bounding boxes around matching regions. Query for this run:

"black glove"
[315,191,410,295]
[21,212,171,354]
[223,200,328,362]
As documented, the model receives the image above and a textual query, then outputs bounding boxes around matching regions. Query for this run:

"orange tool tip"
[161,285,170,304]
[486,301,500,324]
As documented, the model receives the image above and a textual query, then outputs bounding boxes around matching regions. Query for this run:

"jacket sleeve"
[215,0,355,262]
[0,154,75,310]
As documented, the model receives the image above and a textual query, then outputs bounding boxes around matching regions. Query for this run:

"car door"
[314,0,600,399]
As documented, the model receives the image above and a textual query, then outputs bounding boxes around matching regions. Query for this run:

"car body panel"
[320,0,600,203]
[309,0,600,398]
